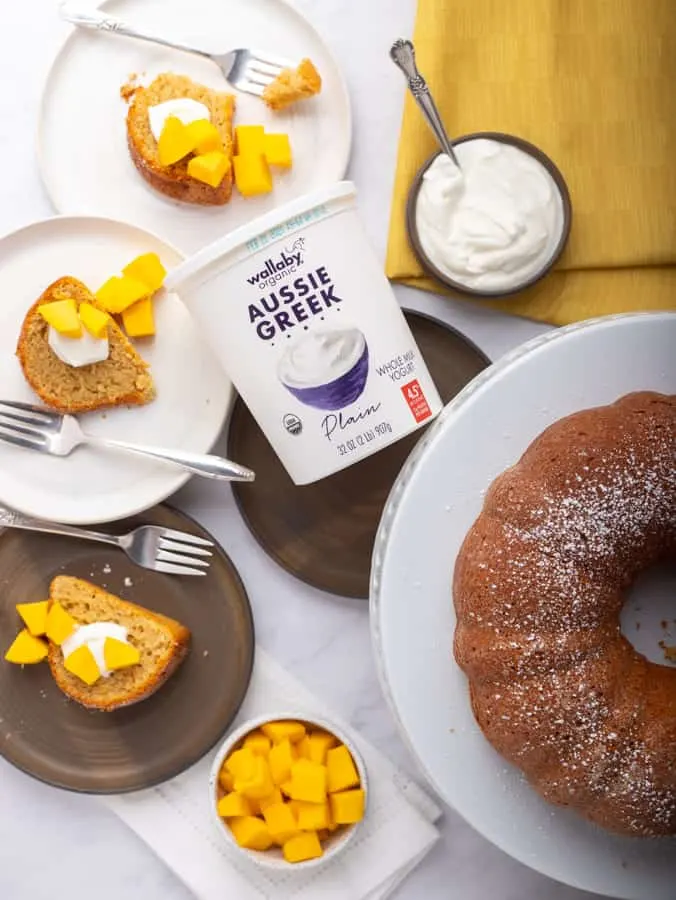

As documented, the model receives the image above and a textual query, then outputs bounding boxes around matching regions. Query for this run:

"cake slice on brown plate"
[47,576,190,711]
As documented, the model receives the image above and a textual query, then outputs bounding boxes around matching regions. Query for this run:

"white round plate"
[39,0,351,255]
[0,216,233,524]
[371,313,676,899]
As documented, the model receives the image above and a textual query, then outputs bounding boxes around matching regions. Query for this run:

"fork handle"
[86,437,255,483]
[0,508,122,546]
[58,2,212,58]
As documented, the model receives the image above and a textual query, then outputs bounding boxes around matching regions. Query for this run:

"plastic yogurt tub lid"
[165,181,357,291]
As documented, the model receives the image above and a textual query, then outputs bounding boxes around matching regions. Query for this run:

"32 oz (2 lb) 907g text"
[336,421,393,457]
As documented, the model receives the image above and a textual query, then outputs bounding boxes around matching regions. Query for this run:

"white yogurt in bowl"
[165,183,443,485]
[410,134,571,296]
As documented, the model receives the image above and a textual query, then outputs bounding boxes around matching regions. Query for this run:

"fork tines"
[161,527,213,548]
[236,48,294,95]
[0,399,58,420]
[155,528,214,577]
[0,400,57,453]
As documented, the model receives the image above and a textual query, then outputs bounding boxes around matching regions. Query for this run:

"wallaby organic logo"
[247,237,305,287]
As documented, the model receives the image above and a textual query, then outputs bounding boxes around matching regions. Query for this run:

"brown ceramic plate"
[0,505,255,793]
[406,132,572,298]
[227,310,490,599]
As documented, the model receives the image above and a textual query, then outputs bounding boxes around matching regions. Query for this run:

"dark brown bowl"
[405,132,572,299]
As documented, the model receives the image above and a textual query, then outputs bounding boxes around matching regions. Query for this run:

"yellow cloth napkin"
[386,0,676,325]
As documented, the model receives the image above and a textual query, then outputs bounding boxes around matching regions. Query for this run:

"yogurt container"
[166,182,442,484]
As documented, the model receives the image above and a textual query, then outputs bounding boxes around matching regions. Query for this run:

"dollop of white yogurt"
[277,327,366,388]
[415,139,565,291]
[148,98,210,142]
[48,327,109,367]
[61,622,130,679]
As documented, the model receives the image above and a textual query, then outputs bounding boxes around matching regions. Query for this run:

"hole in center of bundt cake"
[620,561,676,666]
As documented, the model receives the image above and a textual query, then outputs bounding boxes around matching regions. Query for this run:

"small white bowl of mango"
[209,713,368,869]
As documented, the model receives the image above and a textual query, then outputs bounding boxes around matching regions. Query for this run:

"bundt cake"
[453,391,676,837]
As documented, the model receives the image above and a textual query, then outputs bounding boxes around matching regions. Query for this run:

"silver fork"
[0,400,254,483]
[0,507,213,576]
[59,2,294,97]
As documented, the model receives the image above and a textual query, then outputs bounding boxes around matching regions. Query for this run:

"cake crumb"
[120,73,139,102]
[124,577,133,588]
[658,641,676,662]
[203,650,209,657]
[102,564,111,574]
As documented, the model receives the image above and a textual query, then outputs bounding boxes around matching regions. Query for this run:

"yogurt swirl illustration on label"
[278,327,369,411]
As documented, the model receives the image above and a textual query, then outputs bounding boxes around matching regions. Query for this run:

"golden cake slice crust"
[126,73,235,205]
[262,59,322,111]
[47,576,190,711]
[16,276,155,414]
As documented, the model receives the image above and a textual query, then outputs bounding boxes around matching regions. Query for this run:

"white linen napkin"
[103,647,441,900]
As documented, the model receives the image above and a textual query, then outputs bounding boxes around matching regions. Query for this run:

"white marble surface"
[0,1,603,898]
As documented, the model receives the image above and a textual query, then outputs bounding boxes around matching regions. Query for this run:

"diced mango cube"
[38,299,82,337]
[78,302,111,339]
[158,116,195,166]
[64,645,101,686]
[282,831,323,864]
[243,730,271,757]
[262,801,299,845]
[326,744,360,793]
[289,759,327,804]
[247,796,262,816]
[308,731,337,765]
[235,755,275,799]
[225,747,257,781]
[233,154,273,197]
[329,788,365,825]
[103,637,140,671]
[264,133,292,168]
[122,253,167,292]
[45,602,77,646]
[229,816,273,851]
[121,296,155,338]
[280,780,294,798]
[287,799,302,818]
[4,629,48,664]
[217,792,252,818]
[326,807,339,832]
[296,735,312,760]
[218,767,235,792]
[16,601,49,637]
[261,720,306,744]
[258,787,283,813]
[188,150,231,188]
[185,119,223,154]
[296,800,329,831]
[235,124,265,156]
[269,738,295,785]
[95,275,149,314]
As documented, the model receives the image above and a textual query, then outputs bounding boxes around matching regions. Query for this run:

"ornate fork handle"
[390,39,461,168]
[59,2,212,58]
[0,507,122,546]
